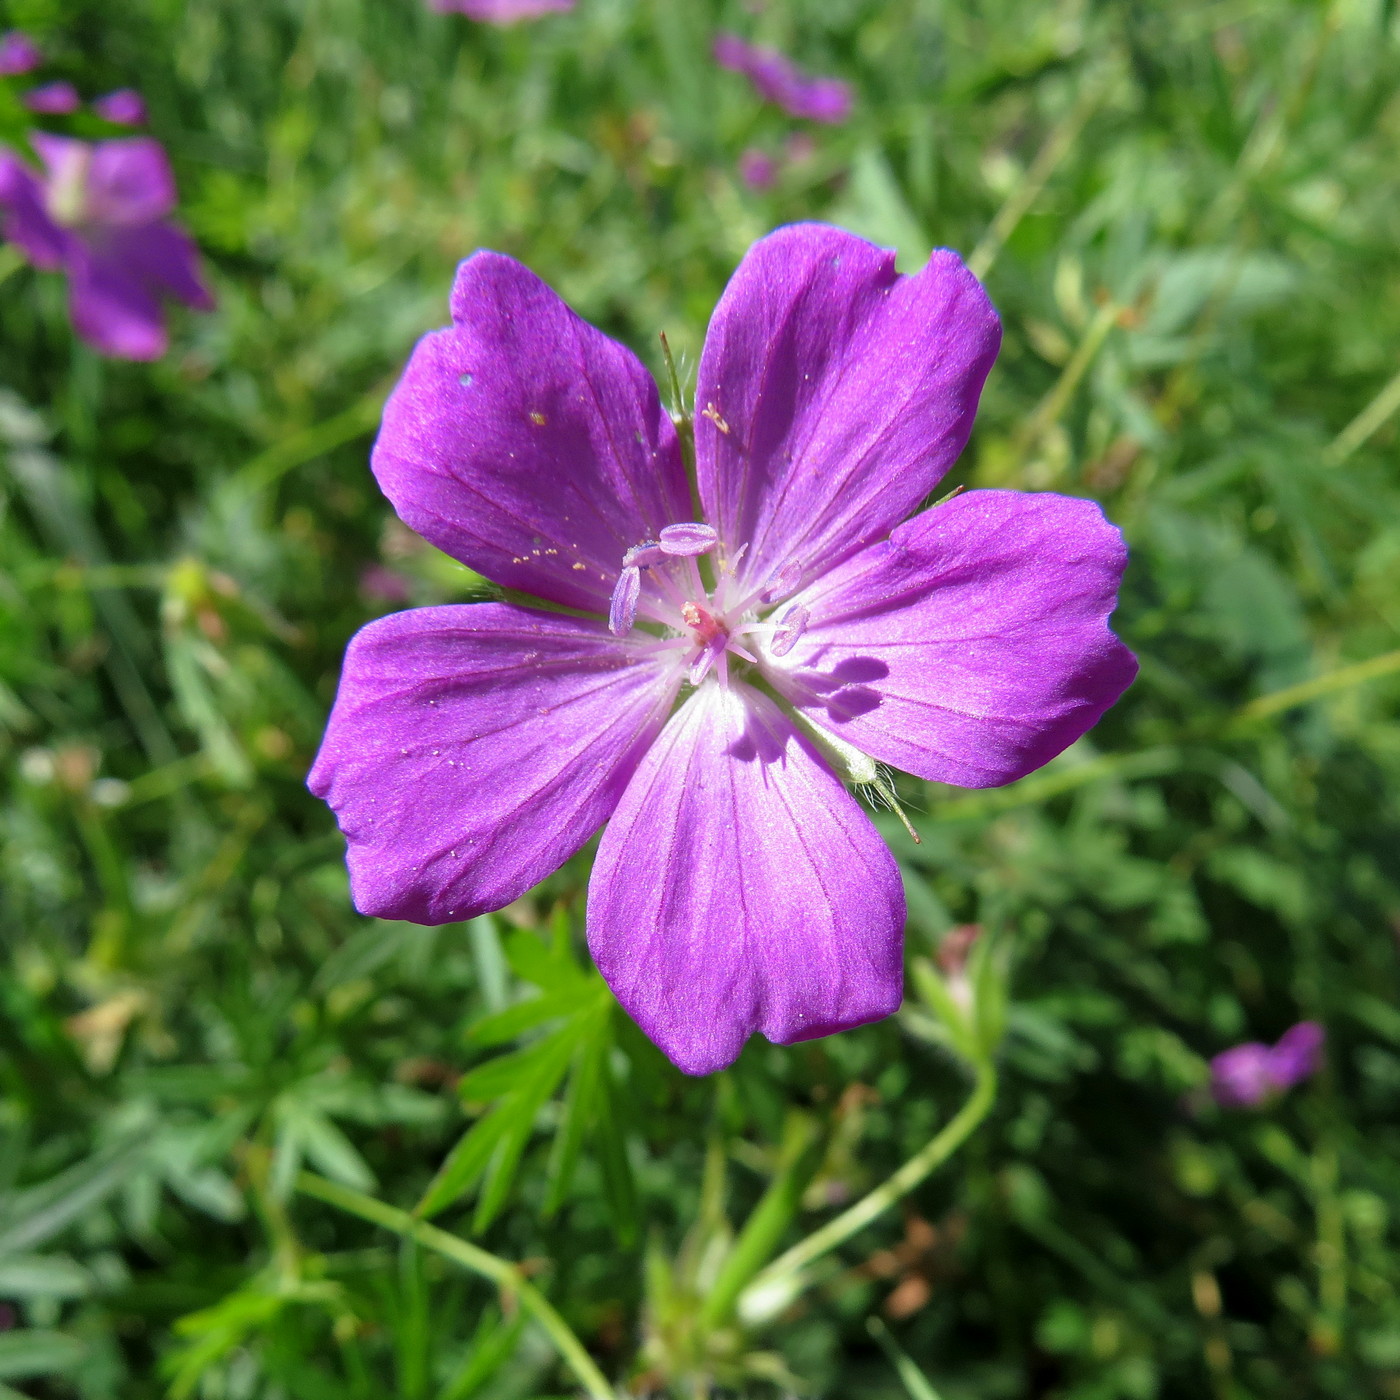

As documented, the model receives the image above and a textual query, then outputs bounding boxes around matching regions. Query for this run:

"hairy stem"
[295,1171,615,1400]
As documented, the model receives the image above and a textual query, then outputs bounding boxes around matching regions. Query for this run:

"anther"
[657,522,718,556]
[769,604,810,658]
[609,565,641,636]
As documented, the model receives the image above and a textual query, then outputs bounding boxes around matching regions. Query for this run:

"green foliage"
[2,0,1400,1396]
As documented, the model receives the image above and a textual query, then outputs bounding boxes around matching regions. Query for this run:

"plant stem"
[295,1171,615,1400]
[1233,647,1400,723]
[741,1062,997,1307]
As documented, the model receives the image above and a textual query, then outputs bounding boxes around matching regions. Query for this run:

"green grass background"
[2,0,1400,1395]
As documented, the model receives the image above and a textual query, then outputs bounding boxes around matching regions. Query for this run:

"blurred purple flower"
[93,89,148,126]
[360,564,414,604]
[428,0,574,21]
[0,31,41,76]
[1211,1021,1324,1107]
[309,224,1135,1074]
[738,147,778,190]
[22,80,79,114]
[0,134,214,359]
[714,33,852,123]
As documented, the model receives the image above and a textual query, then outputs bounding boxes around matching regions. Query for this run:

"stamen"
[623,540,667,569]
[608,565,641,636]
[658,522,718,556]
[769,604,810,658]
[688,634,726,686]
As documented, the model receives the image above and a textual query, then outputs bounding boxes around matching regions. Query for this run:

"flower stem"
[294,1171,615,1400]
[740,1061,997,1308]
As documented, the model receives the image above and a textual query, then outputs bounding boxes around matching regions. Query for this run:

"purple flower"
[22,80,79,114]
[308,224,1136,1074]
[93,89,148,127]
[1210,1021,1325,1107]
[0,31,41,77]
[360,564,414,604]
[738,147,779,191]
[714,33,853,124]
[0,134,214,360]
[428,0,574,21]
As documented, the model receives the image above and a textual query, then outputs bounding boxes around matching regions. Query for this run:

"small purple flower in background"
[428,0,574,21]
[22,80,79,114]
[738,147,778,191]
[93,89,148,127]
[309,223,1136,1074]
[359,564,414,605]
[0,134,214,359]
[0,30,41,76]
[714,33,852,124]
[1211,1021,1324,1107]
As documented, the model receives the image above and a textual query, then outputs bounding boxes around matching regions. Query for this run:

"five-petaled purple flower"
[714,34,852,124]
[1211,1022,1324,1107]
[0,134,214,360]
[93,89,149,127]
[0,31,41,77]
[309,223,1136,1075]
[428,0,574,21]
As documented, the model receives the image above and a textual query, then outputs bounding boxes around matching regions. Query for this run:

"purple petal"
[65,241,169,360]
[0,150,69,269]
[784,76,852,124]
[93,89,149,127]
[372,251,691,615]
[80,137,177,225]
[1210,1043,1276,1108]
[1269,1021,1324,1088]
[101,222,215,310]
[0,31,42,77]
[767,490,1137,788]
[738,148,779,191]
[695,225,1001,600]
[429,0,574,19]
[587,680,905,1075]
[22,81,80,115]
[712,34,851,124]
[308,603,679,925]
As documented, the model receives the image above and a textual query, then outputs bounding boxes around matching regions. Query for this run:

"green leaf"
[467,989,582,1049]
[0,1330,87,1380]
[543,1003,609,1216]
[295,1107,377,1192]
[473,1025,581,1231]
[437,1304,526,1400]
[503,928,588,995]
[0,1254,91,1299]
[416,1111,515,1221]
[0,1137,146,1255]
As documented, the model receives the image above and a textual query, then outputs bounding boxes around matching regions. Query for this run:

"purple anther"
[769,604,810,658]
[622,540,667,569]
[609,565,641,636]
[659,522,719,556]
